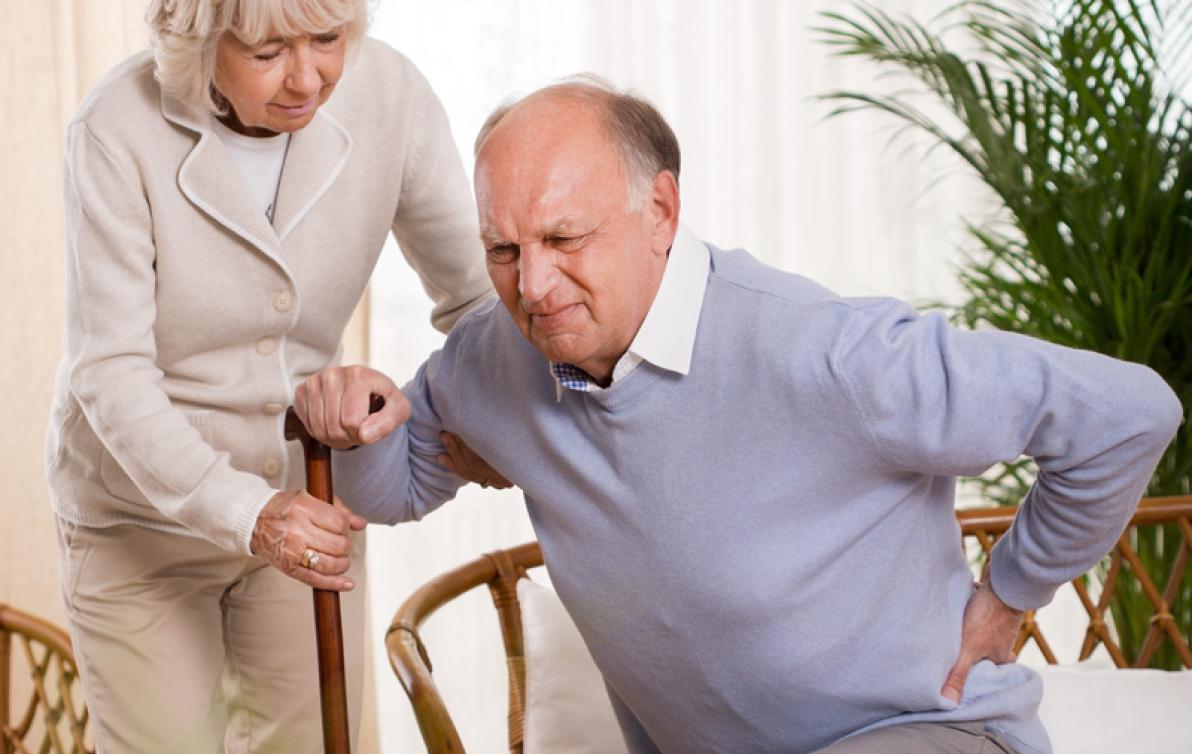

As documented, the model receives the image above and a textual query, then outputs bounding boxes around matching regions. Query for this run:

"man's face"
[475,97,674,384]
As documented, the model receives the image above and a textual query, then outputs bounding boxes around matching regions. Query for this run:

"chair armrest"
[385,621,464,753]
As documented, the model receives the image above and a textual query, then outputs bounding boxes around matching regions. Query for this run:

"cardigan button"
[273,290,294,313]
[261,457,282,478]
[256,337,276,356]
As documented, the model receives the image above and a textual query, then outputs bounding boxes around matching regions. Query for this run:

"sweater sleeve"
[391,72,493,333]
[331,352,467,524]
[62,121,275,553]
[830,299,1183,610]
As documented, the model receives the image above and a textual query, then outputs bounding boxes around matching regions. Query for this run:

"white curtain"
[1,0,149,643]
[363,2,1001,751]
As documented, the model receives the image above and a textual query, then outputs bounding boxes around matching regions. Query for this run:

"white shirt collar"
[619,223,709,378]
[550,223,710,397]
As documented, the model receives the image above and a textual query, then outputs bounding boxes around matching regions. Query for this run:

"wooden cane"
[284,394,384,754]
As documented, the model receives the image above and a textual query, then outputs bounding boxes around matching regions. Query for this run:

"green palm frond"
[818,0,1191,668]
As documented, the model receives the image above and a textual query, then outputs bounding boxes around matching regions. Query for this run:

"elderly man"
[294,80,1181,754]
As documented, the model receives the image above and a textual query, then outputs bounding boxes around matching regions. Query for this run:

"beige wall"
[0,1,374,747]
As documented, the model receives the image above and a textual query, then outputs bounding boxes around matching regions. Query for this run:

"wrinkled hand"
[438,432,513,489]
[941,581,1025,703]
[293,365,410,449]
[250,490,367,591]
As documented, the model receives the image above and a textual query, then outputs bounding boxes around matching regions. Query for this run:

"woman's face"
[213,29,346,136]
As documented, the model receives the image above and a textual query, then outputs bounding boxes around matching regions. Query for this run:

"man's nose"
[286,45,320,96]
[518,244,559,307]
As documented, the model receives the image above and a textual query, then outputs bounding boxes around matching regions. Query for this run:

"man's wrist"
[983,577,1025,615]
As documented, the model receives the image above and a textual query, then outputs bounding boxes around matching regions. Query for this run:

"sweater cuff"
[237,488,278,556]
[987,542,1061,612]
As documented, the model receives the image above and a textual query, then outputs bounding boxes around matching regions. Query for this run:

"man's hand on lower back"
[940,580,1025,703]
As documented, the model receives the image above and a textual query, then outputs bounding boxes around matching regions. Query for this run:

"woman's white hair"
[146,0,369,114]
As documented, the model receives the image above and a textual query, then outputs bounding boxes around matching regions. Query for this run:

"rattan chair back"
[388,496,1192,754]
[0,604,92,754]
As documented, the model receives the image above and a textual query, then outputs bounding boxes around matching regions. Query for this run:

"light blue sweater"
[337,246,1181,754]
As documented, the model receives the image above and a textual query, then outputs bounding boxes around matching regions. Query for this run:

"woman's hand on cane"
[250,490,365,591]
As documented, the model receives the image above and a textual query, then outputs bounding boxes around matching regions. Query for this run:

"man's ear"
[648,170,681,256]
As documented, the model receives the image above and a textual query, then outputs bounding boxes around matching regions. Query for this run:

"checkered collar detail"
[550,362,596,396]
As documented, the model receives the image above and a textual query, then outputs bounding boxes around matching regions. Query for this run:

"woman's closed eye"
[252,45,283,61]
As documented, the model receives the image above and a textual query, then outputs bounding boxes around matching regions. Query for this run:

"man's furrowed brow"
[480,229,508,247]
[480,218,588,248]
[542,217,589,237]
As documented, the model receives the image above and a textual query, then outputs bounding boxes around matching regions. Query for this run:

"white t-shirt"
[212,118,290,223]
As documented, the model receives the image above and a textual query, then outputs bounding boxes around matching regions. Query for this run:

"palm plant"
[818,0,1191,668]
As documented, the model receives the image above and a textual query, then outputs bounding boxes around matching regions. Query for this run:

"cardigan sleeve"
[829,299,1182,610]
[390,73,494,333]
[61,120,275,554]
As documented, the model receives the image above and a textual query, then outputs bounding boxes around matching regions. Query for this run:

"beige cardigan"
[46,39,492,554]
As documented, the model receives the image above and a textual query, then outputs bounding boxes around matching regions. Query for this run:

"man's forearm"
[331,423,417,524]
[332,415,468,525]
[988,363,1182,611]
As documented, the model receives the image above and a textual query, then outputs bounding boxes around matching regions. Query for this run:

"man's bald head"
[474,76,680,210]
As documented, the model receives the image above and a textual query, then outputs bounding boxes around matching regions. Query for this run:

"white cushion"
[517,578,1192,754]
[1036,660,1192,754]
[518,578,629,754]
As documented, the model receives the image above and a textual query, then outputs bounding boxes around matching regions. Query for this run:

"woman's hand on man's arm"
[438,432,512,489]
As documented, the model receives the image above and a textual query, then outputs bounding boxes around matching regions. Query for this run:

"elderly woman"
[45,0,492,750]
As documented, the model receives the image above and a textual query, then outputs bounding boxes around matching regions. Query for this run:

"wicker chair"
[387,496,1192,754]
[0,604,91,754]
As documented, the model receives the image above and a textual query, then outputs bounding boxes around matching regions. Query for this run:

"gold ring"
[301,548,321,569]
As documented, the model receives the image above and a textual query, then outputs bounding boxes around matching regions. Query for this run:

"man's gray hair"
[474,75,681,210]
